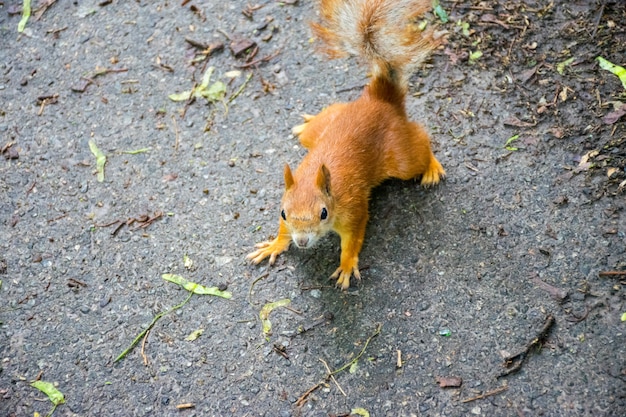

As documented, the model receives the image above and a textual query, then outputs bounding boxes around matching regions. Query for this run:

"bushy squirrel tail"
[312,0,443,97]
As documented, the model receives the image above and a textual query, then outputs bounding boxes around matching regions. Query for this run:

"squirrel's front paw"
[330,263,361,290]
[246,239,289,265]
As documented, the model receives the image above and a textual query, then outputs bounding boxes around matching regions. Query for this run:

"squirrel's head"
[280,163,335,249]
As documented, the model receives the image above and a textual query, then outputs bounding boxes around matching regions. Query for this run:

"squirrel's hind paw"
[420,157,446,187]
[292,114,317,136]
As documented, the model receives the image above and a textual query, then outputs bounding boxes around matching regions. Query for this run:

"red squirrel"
[247,0,445,289]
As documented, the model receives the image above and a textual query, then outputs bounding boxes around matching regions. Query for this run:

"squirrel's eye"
[320,208,328,220]
[281,210,286,221]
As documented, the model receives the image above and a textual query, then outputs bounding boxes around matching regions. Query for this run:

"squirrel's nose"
[295,236,309,248]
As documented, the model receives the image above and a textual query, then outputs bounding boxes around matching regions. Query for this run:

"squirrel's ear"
[316,164,331,196]
[284,164,295,190]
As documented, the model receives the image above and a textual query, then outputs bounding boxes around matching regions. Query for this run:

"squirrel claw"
[247,241,284,265]
[330,265,361,290]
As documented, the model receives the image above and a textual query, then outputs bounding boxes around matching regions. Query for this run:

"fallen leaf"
[260,299,291,336]
[531,275,568,302]
[433,1,448,23]
[504,134,520,151]
[602,103,626,125]
[185,328,203,341]
[31,381,65,406]
[229,38,256,57]
[168,90,193,102]
[597,56,626,90]
[88,139,106,182]
[183,254,193,269]
[579,150,599,167]
[516,66,538,83]
[556,57,575,75]
[503,115,536,128]
[436,375,463,388]
[607,167,618,178]
[350,407,370,417]
[121,148,150,154]
[162,274,232,298]
[469,50,482,64]
[480,13,509,29]
[17,0,31,32]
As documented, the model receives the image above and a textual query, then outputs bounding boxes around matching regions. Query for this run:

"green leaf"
[621,312,626,322]
[162,274,232,299]
[121,148,150,154]
[432,1,448,23]
[185,328,203,341]
[183,254,193,270]
[88,139,106,182]
[351,408,370,417]
[596,56,626,90]
[17,0,31,33]
[199,66,215,89]
[556,57,575,75]
[349,360,359,374]
[504,134,520,151]
[457,20,470,37]
[469,50,483,64]
[200,81,227,102]
[260,299,291,336]
[31,381,65,406]
[168,91,193,102]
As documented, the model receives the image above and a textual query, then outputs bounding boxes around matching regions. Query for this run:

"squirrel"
[247,0,445,289]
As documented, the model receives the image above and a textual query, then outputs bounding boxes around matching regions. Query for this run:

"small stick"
[295,383,324,407]
[141,329,150,365]
[235,50,281,69]
[171,115,180,152]
[248,272,270,305]
[296,323,381,407]
[598,271,626,277]
[461,385,508,403]
[320,358,346,397]
[396,349,402,368]
[115,291,193,362]
[498,315,555,378]
[227,73,253,103]
[330,323,382,376]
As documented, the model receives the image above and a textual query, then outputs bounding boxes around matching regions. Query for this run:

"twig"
[497,315,555,378]
[592,0,607,38]
[320,358,346,397]
[248,272,270,305]
[296,323,381,407]
[330,323,382,376]
[598,270,626,277]
[461,385,508,403]
[171,115,180,152]
[47,213,68,223]
[295,382,324,407]
[235,49,281,69]
[114,291,194,362]
[228,73,253,103]
[141,329,150,366]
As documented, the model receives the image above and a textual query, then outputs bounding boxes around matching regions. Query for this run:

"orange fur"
[247,0,445,289]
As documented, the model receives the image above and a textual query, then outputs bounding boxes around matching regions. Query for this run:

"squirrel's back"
[312,0,443,94]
